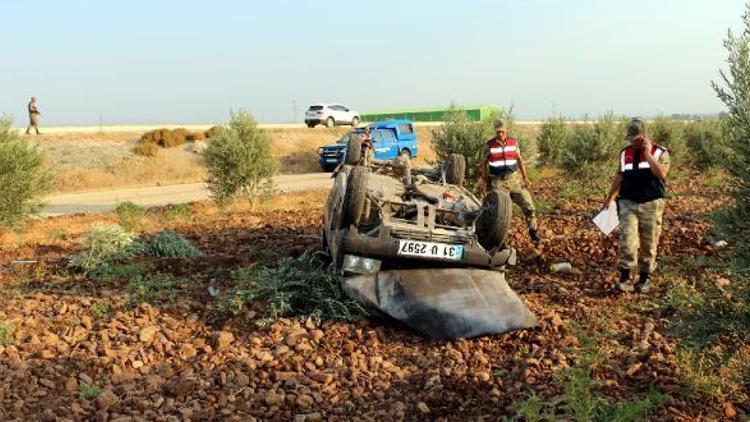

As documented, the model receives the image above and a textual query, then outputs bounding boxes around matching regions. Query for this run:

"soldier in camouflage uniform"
[480,121,540,243]
[26,96,41,135]
[603,118,671,293]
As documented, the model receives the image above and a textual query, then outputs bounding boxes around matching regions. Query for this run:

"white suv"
[305,104,360,128]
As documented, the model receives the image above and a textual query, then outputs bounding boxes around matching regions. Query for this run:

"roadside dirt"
[0,176,737,420]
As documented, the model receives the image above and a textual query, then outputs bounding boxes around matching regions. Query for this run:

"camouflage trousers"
[26,115,40,134]
[617,198,665,274]
[490,172,537,231]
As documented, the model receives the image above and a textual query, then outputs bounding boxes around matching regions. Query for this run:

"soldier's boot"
[529,228,540,244]
[616,268,631,291]
[635,272,651,293]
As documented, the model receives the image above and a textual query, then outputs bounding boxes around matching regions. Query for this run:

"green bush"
[68,224,142,273]
[684,119,728,170]
[0,117,53,229]
[430,106,518,192]
[134,141,159,157]
[217,251,370,324]
[537,116,569,166]
[126,273,186,306]
[115,201,146,232]
[163,203,192,221]
[205,125,227,139]
[0,318,15,345]
[205,110,276,207]
[648,116,686,167]
[143,230,201,258]
[560,113,624,173]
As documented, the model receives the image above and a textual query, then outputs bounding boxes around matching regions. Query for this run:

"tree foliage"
[204,110,276,207]
[0,117,53,228]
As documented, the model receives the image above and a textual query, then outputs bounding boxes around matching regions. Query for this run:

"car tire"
[342,166,368,228]
[351,116,360,127]
[326,117,335,128]
[476,189,512,251]
[344,136,362,165]
[445,153,466,185]
[399,148,411,161]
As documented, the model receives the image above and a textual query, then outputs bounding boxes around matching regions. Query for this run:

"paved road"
[42,173,333,216]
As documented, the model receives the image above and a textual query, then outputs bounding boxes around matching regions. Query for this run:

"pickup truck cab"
[317,120,418,172]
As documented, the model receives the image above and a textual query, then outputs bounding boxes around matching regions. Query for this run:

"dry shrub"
[140,128,188,148]
[205,125,227,139]
[188,131,206,141]
[134,141,159,157]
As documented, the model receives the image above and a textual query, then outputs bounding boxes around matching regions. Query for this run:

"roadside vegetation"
[0,116,53,229]
[205,110,276,207]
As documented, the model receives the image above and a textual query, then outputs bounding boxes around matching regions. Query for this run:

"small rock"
[274,345,290,356]
[215,331,235,350]
[310,330,325,343]
[296,394,314,408]
[417,401,430,414]
[236,373,250,387]
[309,372,333,385]
[305,412,322,421]
[264,392,284,406]
[274,371,295,382]
[139,326,158,343]
[724,401,737,418]
[716,277,731,287]
[97,389,118,411]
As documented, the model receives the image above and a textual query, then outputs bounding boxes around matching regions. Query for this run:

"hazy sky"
[1,0,746,125]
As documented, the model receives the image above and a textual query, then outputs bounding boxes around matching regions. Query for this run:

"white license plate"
[397,240,464,260]
[325,158,339,163]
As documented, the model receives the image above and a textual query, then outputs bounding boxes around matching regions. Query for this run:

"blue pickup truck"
[317,120,418,171]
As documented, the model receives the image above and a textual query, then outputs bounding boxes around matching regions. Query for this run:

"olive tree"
[204,110,276,207]
[0,117,53,228]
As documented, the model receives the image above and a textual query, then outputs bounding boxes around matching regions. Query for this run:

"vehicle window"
[337,132,351,143]
[309,105,323,111]
[330,105,343,111]
[398,124,414,134]
[380,129,397,142]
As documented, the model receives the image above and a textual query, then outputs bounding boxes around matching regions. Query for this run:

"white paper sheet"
[592,205,619,236]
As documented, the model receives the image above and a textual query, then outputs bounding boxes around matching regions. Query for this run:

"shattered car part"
[343,268,538,339]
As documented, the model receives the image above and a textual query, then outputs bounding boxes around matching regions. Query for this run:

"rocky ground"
[0,175,744,421]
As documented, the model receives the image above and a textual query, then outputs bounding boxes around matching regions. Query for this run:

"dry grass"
[36,125,541,194]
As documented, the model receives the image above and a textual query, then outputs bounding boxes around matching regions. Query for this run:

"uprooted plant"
[68,225,201,276]
[216,250,370,324]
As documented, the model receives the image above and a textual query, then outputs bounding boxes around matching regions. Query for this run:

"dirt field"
[0,169,741,420]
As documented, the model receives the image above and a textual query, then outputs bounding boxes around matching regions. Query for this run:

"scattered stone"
[215,331,235,350]
[139,326,158,343]
[417,401,430,414]
[97,389,118,411]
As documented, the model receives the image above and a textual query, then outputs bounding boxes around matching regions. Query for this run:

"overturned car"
[324,137,537,339]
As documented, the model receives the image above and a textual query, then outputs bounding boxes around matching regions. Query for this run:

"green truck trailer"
[362,105,500,122]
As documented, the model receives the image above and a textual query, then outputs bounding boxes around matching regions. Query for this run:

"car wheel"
[351,116,360,127]
[344,136,363,165]
[326,117,335,128]
[342,166,368,228]
[399,149,412,162]
[476,189,513,251]
[445,153,466,185]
